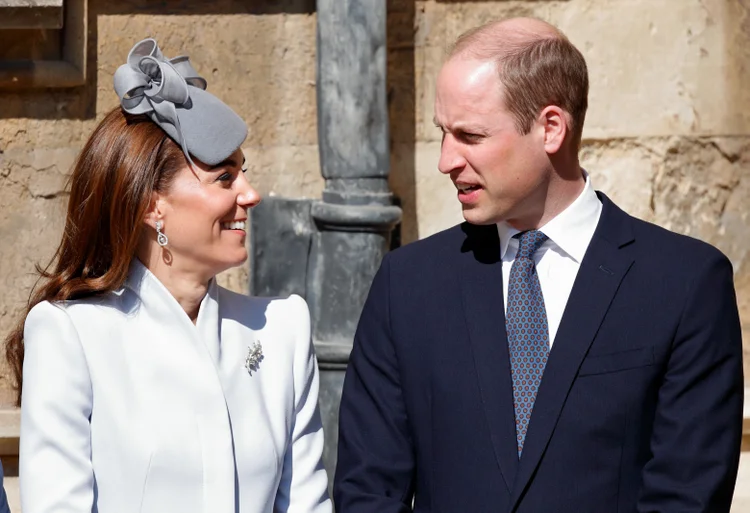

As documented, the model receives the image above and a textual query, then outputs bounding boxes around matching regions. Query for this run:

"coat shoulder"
[218,287,309,323]
[217,288,311,352]
[30,290,133,330]
[600,194,731,272]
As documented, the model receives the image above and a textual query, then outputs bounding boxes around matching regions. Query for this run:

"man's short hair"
[451,20,589,148]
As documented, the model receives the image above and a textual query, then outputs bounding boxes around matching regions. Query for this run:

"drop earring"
[155,220,169,247]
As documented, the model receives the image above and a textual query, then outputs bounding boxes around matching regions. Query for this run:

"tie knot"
[516,230,548,259]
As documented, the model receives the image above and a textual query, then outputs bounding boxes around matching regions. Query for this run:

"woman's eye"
[218,172,233,182]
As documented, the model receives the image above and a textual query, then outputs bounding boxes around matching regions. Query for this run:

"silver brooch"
[245,341,263,374]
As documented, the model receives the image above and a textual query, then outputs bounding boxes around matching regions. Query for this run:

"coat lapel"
[509,193,636,510]
[459,223,519,492]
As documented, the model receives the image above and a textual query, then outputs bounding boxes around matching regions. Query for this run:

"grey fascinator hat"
[113,38,247,167]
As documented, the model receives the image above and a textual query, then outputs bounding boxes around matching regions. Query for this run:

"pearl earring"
[155,220,169,247]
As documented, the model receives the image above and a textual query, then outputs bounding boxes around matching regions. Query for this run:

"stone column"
[312,0,401,482]
[250,0,400,488]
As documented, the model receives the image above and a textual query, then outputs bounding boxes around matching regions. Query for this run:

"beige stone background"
[0,0,749,510]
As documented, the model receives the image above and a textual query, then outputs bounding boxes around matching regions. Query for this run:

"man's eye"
[241,167,248,174]
[459,132,481,143]
[218,172,232,182]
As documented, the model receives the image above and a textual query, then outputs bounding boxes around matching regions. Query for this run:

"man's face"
[434,57,551,227]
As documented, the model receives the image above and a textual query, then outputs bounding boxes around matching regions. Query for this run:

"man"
[334,17,744,513]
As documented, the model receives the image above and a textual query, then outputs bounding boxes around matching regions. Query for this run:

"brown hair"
[4,107,185,405]
[451,19,589,148]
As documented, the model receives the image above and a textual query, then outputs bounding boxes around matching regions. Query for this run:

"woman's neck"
[137,253,210,324]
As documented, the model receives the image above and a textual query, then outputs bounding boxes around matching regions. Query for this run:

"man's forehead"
[436,57,503,115]
[438,58,499,97]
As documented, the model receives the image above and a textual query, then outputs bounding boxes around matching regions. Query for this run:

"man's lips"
[455,183,481,193]
[455,183,482,204]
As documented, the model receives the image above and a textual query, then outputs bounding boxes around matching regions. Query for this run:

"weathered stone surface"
[580,139,659,222]
[0,158,68,405]
[557,0,750,138]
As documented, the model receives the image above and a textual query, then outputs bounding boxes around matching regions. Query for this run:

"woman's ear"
[143,192,165,229]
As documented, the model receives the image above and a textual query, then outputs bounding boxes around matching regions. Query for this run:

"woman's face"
[154,149,261,279]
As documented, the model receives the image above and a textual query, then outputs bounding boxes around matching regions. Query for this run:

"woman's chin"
[223,250,249,269]
[202,250,248,279]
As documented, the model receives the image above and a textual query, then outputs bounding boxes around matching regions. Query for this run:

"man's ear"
[539,106,569,155]
[143,192,165,229]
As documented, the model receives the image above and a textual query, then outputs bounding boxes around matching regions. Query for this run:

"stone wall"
[0,0,748,509]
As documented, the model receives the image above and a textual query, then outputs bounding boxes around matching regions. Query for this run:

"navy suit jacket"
[334,193,744,512]
[0,461,10,513]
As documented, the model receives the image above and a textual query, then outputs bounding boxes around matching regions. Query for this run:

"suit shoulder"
[629,216,730,267]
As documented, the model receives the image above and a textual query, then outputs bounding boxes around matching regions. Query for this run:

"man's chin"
[461,207,499,226]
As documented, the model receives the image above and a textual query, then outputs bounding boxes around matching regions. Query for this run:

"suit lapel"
[459,223,519,492]
[509,194,636,510]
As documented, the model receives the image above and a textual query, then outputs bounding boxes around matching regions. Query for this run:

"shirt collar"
[497,171,602,263]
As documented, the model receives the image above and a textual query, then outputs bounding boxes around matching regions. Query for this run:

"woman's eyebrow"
[214,157,240,169]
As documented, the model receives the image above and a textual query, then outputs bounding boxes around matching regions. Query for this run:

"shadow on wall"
[0,0,315,121]
[387,0,417,245]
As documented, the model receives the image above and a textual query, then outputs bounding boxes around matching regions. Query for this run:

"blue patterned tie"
[506,230,549,457]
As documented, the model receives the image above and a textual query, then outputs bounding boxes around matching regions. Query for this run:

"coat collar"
[125,259,222,364]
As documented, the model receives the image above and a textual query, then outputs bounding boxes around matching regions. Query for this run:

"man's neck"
[508,168,586,231]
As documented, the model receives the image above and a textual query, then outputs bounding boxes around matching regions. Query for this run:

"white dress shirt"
[497,174,602,346]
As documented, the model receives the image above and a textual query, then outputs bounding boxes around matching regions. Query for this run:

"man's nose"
[437,134,465,175]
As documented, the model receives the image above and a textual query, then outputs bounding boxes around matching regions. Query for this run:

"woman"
[6,39,331,513]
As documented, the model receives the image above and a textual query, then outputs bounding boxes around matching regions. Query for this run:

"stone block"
[412,0,750,139]
[581,139,660,222]
[554,0,750,138]
[243,144,324,198]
